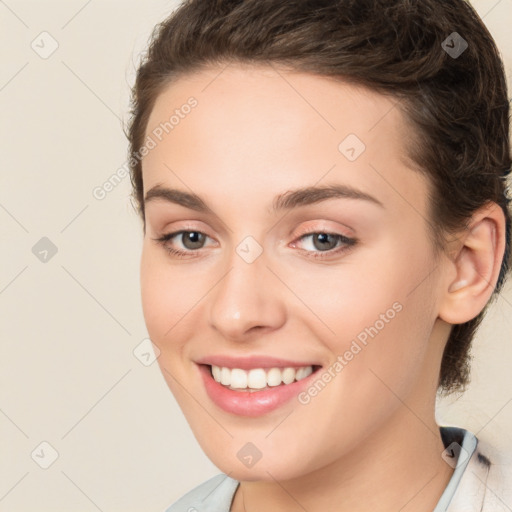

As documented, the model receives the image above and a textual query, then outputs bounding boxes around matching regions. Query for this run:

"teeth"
[247,369,267,389]
[220,367,231,386]
[211,365,221,382]
[296,366,313,381]
[230,368,247,389]
[210,365,315,390]
[282,367,296,385]
[267,367,283,387]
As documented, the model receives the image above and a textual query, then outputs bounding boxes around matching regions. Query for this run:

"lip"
[197,362,321,417]
[195,355,320,370]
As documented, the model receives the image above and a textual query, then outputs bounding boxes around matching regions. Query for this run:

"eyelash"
[152,228,357,260]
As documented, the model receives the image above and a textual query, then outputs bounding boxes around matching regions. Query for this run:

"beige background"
[1,0,511,510]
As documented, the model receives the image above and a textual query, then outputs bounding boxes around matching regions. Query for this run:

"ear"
[438,202,507,324]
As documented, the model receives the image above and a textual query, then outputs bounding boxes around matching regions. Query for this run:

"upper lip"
[195,355,321,370]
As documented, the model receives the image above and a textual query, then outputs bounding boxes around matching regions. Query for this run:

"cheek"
[140,247,166,336]
[140,245,190,349]
[291,241,431,339]
[140,248,195,401]
[294,240,437,390]
[139,244,219,397]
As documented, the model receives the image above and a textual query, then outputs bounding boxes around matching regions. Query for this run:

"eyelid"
[155,221,352,243]
[289,222,355,241]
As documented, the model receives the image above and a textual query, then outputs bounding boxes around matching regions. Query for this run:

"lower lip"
[198,364,319,417]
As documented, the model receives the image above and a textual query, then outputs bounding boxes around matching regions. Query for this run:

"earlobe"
[438,203,506,325]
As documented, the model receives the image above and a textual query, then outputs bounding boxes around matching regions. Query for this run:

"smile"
[210,365,314,391]
[196,357,322,416]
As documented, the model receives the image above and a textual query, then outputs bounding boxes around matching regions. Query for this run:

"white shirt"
[165,426,512,511]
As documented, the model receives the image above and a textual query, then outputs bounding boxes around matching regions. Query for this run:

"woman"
[126,0,512,510]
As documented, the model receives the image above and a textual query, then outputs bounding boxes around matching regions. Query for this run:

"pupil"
[315,233,335,251]
[185,232,204,249]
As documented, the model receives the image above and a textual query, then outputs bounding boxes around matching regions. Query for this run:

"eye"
[152,230,213,258]
[291,231,357,259]
[172,231,207,250]
[152,229,357,260]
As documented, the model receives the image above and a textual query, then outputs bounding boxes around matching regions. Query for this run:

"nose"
[207,247,286,341]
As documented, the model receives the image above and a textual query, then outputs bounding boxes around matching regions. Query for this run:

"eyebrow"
[144,183,384,213]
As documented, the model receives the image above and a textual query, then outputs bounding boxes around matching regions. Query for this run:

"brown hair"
[126,0,512,394]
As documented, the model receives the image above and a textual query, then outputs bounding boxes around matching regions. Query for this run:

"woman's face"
[140,64,450,481]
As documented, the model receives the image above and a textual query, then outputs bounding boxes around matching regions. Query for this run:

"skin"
[139,63,505,512]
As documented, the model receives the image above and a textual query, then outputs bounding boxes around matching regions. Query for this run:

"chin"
[198,439,318,483]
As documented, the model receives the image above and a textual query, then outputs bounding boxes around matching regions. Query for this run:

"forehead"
[142,64,428,217]
[146,63,410,145]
